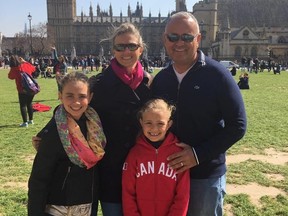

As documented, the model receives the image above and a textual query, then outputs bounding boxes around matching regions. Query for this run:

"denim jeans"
[187,174,226,216]
[100,202,123,216]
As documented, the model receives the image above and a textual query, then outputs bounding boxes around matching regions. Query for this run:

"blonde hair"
[138,98,176,120]
[101,22,146,50]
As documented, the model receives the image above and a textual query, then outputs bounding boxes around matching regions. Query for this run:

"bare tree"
[32,22,55,56]
[15,33,30,55]
[2,23,56,57]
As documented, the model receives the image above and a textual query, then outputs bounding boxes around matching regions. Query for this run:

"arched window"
[278,36,286,43]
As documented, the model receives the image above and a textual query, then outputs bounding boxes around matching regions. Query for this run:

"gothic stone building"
[47,0,170,59]
[212,0,288,62]
[38,0,288,62]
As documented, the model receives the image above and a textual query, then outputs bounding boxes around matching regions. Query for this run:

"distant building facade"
[194,0,288,62]
[46,0,172,59]
[210,0,288,62]
[47,0,288,62]
[1,0,287,64]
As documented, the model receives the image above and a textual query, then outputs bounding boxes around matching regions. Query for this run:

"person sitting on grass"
[238,72,250,89]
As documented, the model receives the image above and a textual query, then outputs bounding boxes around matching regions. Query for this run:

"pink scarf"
[111,58,144,90]
[55,105,106,169]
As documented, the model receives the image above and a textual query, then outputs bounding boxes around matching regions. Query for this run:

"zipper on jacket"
[154,148,159,215]
[176,82,181,132]
[175,64,201,133]
[132,90,140,101]
[61,166,71,190]
[91,166,95,202]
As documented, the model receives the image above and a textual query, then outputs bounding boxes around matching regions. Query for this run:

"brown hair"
[9,55,21,67]
[59,72,89,92]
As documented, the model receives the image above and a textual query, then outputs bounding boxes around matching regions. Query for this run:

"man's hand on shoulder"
[167,142,198,173]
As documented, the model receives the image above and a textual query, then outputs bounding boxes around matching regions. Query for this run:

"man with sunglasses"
[151,12,247,216]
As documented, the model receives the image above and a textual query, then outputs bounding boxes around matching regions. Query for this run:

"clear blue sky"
[0,0,198,37]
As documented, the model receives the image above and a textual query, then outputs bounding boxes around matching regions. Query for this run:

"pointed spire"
[97,3,100,16]
[109,3,113,17]
[224,16,231,31]
[128,3,131,17]
[140,3,143,18]
[81,9,84,23]
[89,2,93,17]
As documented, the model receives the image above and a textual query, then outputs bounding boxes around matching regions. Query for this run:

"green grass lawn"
[0,67,287,215]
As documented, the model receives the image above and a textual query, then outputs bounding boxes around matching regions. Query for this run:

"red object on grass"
[32,103,52,112]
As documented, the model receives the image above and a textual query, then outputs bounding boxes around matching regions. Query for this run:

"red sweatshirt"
[122,132,190,216]
[8,62,35,93]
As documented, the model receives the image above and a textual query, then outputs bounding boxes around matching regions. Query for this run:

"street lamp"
[27,12,32,55]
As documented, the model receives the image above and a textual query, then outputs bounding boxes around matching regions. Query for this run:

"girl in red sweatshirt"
[122,98,190,216]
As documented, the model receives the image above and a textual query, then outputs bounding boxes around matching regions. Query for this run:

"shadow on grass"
[34,99,58,103]
[10,99,58,104]
[0,124,28,129]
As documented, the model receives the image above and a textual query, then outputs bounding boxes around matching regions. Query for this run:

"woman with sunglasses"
[89,22,152,216]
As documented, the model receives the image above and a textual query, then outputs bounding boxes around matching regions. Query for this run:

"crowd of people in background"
[3,10,288,216]
[240,56,285,74]
[0,55,170,78]
[1,54,287,79]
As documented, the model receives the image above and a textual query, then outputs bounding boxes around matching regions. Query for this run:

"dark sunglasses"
[166,33,197,42]
[113,43,140,52]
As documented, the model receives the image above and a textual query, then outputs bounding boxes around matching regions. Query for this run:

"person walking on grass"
[8,55,36,127]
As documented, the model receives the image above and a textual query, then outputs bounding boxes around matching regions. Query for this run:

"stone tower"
[192,0,218,55]
[176,0,187,12]
[46,0,76,51]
